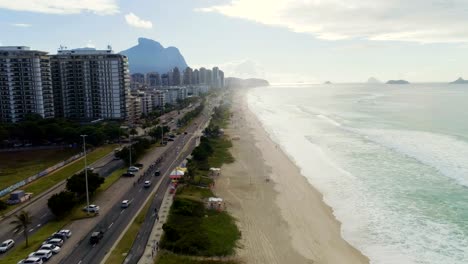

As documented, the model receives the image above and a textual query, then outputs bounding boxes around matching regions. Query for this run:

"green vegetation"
[1,145,116,214]
[0,148,79,190]
[105,192,153,264]
[160,186,240,257]
[156,251,239,264]
[177,103,205,128]
[98,167,126,192]
[115,138,155,166]
[0,114,125,147]
[1,216,69,264]
[10,211,33,247]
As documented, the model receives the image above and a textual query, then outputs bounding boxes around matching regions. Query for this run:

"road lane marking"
[40,213,48,219]
[37,224,41,227]
[120,210,124,215]
[78,261,82,264]
[108,222,114,229]
[139,188,142,192]
[29,228,34,232]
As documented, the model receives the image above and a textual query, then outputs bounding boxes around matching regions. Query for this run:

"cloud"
[125,12,153,29]
[0,0,119,15]
[198,0,468,43]
[11,23,32,27]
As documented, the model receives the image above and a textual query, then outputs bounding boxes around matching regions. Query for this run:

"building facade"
[0,46,54,123]
[146,72,161,87]
[51,48,129,121]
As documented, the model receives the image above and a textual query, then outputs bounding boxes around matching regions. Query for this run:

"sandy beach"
[213,88,369,264]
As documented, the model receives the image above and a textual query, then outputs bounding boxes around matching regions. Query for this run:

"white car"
[0,239,14,253]
[28,250,52,261]
[59,229,72,238]
[144,180,151,188]
[43,238,63,247]
[128,166,140,172]
[40,244,60,254]
[18,257,43,264]
[121,200,130,208]
[83,204,100,213]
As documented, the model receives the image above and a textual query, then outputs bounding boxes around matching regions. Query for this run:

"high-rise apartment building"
[171,67,181,86]
[51,48,129,121]
[183,67,193,85]
[146,72,161,87]
[0,46,55,123]
[199,67,207,84]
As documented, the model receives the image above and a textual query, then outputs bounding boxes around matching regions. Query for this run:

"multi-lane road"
[59,98,217,264]
[0,102,203,258]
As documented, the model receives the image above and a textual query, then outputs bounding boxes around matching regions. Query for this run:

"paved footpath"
[136,187,174,264]
[47,144,169,264]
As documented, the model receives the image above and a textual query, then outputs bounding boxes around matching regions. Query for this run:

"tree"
[66,171,104,198]
[10,211,32,247]
[48,191,77,219]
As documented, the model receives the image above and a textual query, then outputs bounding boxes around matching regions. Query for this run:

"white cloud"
[198,0,468,43]
[0,0,119,15]
[125,12,153,29]
[11,23,32,27]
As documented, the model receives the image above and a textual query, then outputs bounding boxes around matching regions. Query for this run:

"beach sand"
[213,88,369,264]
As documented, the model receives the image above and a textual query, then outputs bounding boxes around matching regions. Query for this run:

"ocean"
[247,83,468,264]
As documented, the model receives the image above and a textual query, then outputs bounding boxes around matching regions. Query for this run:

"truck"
[7,190,32,205]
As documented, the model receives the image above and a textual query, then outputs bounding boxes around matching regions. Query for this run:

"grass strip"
[1,145,116,215]
[104,191,153,264]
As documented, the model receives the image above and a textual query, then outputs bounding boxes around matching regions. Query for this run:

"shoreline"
[214,88,369,263]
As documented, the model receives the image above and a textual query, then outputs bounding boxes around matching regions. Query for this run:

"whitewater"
[247,83,468,264]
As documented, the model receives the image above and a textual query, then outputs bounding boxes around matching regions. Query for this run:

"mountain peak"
[121,38,188,74]
[450,77,468,84]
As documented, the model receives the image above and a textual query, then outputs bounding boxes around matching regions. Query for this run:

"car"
[58,229,72,238]
[184,131,188,134]
[169,134,176,138]
[29,250,52,261]
[154,169,160,177]
[39,244,60,254]
[128,166,140,172]
[0,239,15,253]
[121,200,130,208]
[51,232,67,241]
[43,238,63,247]
[168,138,175,142]
[17,257,43,264]
[134,163,144,168]
[83,204,100,213]
[144,180,151,188]
[122,172,135,177]
[89,231,104,245]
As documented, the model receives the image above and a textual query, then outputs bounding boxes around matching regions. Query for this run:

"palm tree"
[10,210,32,247]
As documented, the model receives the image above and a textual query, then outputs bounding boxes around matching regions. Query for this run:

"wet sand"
[213,88,369,264]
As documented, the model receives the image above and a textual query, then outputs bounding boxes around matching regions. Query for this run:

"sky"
[1,0,468,83]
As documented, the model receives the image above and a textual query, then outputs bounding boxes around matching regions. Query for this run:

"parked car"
[144,180,151,188]
[51,232,67,241]
[0,239,14,253]
[89,231,104,245]
[122,172,135,177]
[28,250,52,262]
[134,163,144,168]
[128,166,140,172]
[39,244,60,254]
[121,200,130,208]
[58,230,72,238]
[17,257,43,264]
[82,204,100,213]
[168,138,175,142]
[43,238,63,247]
[154,169,161,177]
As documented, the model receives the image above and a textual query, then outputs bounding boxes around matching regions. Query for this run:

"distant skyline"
[1,0,468,83]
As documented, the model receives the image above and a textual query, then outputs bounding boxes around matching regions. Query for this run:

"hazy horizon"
[2,0,468,83]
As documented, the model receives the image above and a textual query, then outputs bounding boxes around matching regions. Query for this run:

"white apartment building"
[0,46,54,123]
[51,48,130,121]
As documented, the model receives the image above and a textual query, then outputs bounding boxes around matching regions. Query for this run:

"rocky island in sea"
[367,77,381,84]
[386,80,410,84]
[449,77,468,84]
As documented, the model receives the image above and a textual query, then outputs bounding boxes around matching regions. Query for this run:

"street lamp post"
[81,135,90,215]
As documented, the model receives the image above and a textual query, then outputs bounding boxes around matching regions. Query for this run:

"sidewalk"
[47,144,169,264]
[137,186,174,264]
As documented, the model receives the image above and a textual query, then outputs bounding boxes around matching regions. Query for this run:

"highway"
[0,152,123,250]
[58,99,216,264]
[0,105,196,257]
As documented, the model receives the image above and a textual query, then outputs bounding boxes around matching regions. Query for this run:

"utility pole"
[81,135,90,215]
